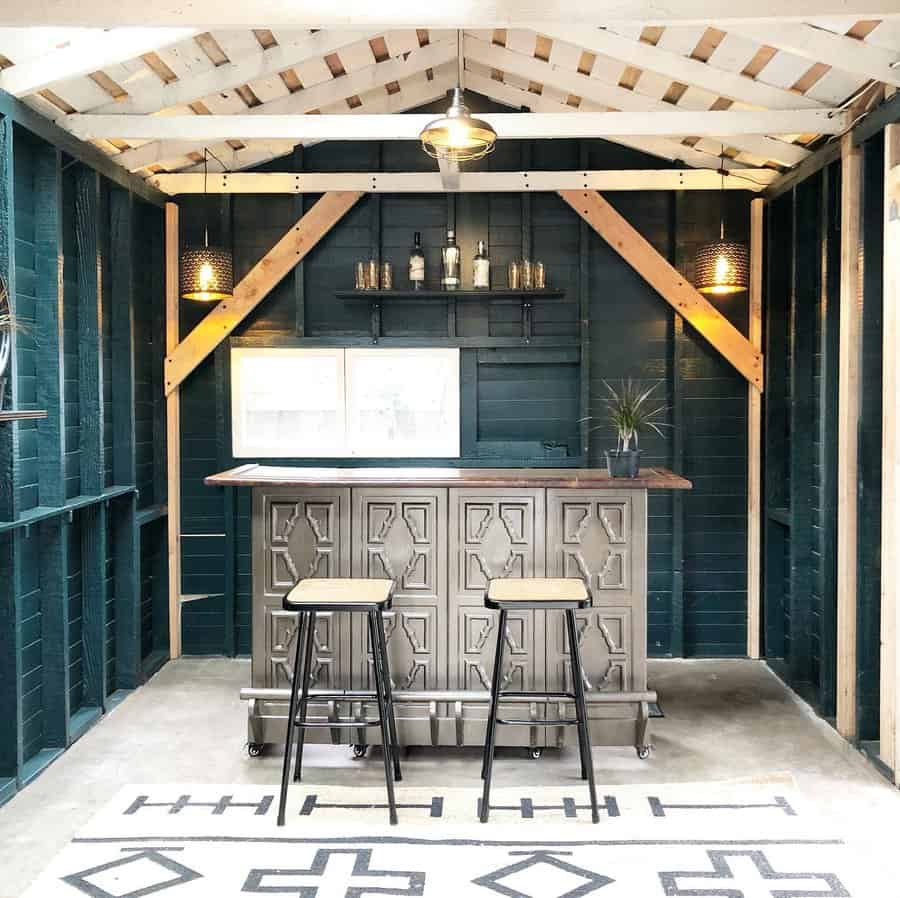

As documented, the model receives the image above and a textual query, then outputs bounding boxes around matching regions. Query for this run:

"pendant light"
[180,148,234,302]
[694,150,749,296]
[419,31,497,163]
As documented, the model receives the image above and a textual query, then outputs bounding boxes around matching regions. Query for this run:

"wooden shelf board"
[336,288,565,302]
[0,409,48,422]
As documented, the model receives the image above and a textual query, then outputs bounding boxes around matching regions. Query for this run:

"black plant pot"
[605,449,642,478]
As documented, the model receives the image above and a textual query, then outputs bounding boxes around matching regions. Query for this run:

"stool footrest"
[496,717,579,726]
[499,691,576,701]
[292,719,382,729]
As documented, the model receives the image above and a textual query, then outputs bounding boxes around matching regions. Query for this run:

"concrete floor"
[1,658,897,897]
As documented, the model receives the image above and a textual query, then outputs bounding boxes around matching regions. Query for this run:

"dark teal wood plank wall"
[760,147,883,728]
[0,114,168,805]
[180,102,753,659]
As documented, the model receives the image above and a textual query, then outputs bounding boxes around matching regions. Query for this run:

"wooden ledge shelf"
[0,409,48,422]
[336,288,566,341]
[336,288,565,302]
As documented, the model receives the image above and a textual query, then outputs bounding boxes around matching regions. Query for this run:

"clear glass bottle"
[408,231,425,290]
[441,229,460,290]
[473,240,490,289]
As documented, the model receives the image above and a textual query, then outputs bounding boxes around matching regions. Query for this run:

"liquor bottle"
[440,229,460,290]
[473,240,490,289]
[408,231,425,290]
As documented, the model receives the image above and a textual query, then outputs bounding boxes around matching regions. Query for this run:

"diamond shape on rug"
[21,779,882,897]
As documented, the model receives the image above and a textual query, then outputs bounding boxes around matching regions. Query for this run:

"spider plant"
[597,379,670,454]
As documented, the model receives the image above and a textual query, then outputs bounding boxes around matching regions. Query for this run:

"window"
[231,347,460,458]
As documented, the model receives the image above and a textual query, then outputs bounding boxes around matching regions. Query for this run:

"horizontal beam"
[66,108,849,141]
[0,28,196,97]
[1,3,897,26]
[148,168,779,195]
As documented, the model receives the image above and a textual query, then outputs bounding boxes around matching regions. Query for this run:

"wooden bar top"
[205,464,692,490]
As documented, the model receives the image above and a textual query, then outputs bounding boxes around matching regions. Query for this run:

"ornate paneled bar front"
[209,466,691,757]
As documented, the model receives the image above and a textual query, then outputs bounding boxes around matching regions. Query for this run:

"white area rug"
[22,779,883,897]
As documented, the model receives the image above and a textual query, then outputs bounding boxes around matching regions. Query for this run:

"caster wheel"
[352,744,369,759]
[247,743,264,758]
[637,745,652,760]
[530,748,543,760]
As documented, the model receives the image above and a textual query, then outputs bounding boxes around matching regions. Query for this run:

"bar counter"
[204,465,692,758]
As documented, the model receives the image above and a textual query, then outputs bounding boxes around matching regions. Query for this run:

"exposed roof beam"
[0,27,197,97]
[463,34,811,167]
[147,169,779,194]
[725,22,900,89]
[462,68,734,169]
[88,29,388,115]
[112,67,457,172]
[2,3,898,27]
[540,25,828,110]
[65,108,848,141]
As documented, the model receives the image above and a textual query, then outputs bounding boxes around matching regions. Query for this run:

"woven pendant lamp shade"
[180,246,234,302]
[694,239,749,296]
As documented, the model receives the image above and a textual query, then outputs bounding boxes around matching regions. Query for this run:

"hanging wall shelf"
[336,288,565,343]
[0,409,48,422]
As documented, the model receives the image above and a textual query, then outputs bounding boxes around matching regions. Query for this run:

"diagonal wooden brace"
[164,190,363,394]
[559,189,763,391]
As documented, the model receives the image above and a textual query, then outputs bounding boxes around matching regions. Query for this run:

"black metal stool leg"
[374,607,402,782]
[480,608,508,823]
[277,610,307,826]
[566,609,599,823]
[369,609,398,825]
[292,610,316,783]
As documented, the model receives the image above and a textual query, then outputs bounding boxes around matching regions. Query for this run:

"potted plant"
[598,379,669,478]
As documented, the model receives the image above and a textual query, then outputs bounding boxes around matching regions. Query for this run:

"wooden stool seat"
[480,577,599,824]
[284,577,393,608]
[277,577,401,826]
[486,577,589,608]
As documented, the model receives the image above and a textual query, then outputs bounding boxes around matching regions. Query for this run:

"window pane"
[231,348,345,457]
[346,348,460,458]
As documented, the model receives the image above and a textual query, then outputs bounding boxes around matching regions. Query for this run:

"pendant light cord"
[202,147,230,249]
[718,144,726,242]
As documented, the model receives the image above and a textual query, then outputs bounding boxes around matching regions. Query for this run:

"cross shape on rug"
[658,849,850,898]
[242,848,426,896]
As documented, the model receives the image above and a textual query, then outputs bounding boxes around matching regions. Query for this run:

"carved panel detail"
[268,609,338,690]
[548,608,632,693]
[363,608,437,690]
[555,498,631,593]
[268,497,343,592]
[460,609,533,691]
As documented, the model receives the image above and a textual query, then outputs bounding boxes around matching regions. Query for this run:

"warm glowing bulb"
[198,262,214,291]
[714,254,730,282]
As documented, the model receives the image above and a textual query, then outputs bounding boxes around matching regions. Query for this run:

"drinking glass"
[534,261,546,290]
[380,261,393,290]
[355,261,366,290]
[521,259,533,291]
[507,260,521,290]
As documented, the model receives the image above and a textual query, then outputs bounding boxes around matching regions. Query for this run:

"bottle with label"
[440,229,461,290]
[408,231,425,289]
[473,240,490,289]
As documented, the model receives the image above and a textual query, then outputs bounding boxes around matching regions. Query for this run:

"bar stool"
[277,578,402,826]
[480,577,599,823]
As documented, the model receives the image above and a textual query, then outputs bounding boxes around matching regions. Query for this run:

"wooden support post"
[837,134,863,741]
[559,189,763,390]
[880,103,900,778]
[164,191,362,394]
[747,197,764,659]
[165,203,181,658]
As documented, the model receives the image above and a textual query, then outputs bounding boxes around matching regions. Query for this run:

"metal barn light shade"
[180,244,234,302]
[694,239,749,296]
[420,87,497,163]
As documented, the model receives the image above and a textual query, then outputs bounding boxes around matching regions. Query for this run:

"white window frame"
[230,347,346,458]
[230,346,460,459]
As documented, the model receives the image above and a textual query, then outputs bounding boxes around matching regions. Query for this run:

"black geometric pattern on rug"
[124,794,273,815]
[299,793,444,818]
[475,795,620,819]
[472,850,614,898]
[648,796,796,818]
[658,849,850,897]
[242,848,426,896]
[61,847,202,897]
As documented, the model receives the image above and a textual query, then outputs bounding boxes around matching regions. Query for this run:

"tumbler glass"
[365,259,379,290]
[534,261,546,290]
[355,261,367,290]
[507,259,521,290]
[380,261,393,290]
[521,258,533,291]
